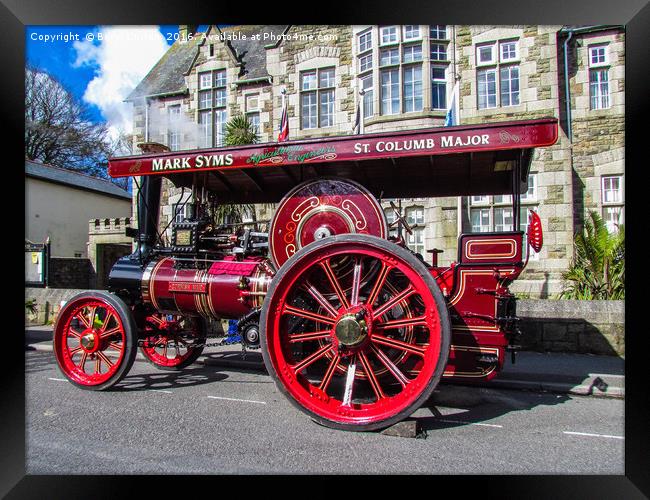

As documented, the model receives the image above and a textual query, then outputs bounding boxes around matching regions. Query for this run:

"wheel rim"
[140,314,203,367]
[264,242,444,427]
[54,298,127,386]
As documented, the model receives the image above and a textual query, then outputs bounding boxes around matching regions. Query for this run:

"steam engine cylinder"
[111,256,271,319]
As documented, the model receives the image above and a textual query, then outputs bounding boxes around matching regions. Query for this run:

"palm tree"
[224,114,260,147]
[214,115,260,224]
[560,211,625,300]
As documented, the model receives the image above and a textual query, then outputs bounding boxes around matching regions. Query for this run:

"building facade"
[25,160,132,288]
[126,24,625,297]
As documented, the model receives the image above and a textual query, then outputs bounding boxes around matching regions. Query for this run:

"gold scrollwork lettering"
[291,196,320,222]
[341,199,368,230]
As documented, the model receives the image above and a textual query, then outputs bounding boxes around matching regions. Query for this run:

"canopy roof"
[108,118,558,203]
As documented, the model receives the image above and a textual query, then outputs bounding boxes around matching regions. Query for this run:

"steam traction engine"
[53,118,556,431]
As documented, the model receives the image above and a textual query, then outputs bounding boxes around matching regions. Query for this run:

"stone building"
[25,160,132,288]
[125,24,625,297]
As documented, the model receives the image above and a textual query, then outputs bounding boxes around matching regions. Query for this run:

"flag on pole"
[278,90,289,142]
[353,99,361,134]
[444,81,460,127]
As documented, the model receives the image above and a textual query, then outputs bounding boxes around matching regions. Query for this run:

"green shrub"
[560,211,624,300]
[25,298,38,315]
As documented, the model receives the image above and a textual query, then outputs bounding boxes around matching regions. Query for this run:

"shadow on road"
[25,350,58,374]
[115,365,230,392]
[416,382,571,432]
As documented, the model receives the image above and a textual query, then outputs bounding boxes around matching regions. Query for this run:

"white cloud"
[73,26,171,139]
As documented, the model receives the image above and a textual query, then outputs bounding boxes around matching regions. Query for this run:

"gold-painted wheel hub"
[335,315,368,347]
[80,333,97,351]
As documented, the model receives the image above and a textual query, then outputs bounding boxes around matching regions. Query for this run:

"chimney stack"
[178,25,199,43]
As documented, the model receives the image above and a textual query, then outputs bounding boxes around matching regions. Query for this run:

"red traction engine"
[53,119,555,431]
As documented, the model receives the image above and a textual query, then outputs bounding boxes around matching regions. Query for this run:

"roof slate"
[25,160,131,200]
[126,25,289,101]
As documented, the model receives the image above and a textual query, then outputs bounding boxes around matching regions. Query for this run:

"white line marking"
[48,378,68,382]
[563,431,624,440]
[207,396,267,405]
[149,389,173,394]
[436,418,503,428]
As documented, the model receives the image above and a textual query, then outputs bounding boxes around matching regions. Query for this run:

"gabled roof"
[25,160,131,200]
[126,25,289,101]
[126,36,200,101]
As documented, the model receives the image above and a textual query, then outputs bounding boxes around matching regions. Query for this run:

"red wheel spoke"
[288,330,332,343]
[68,346,83,357]
[292,344,333,373]
[76,312,91,329]
[350,257,362,306]
[358,351,385,400]
[303,281,339,317]
[94,357,101,374]
[108,342,122,351]
[97,352,113,368]
[163,343,168,359]
[371,345,410,387]
[372,285,416,319]
[374,315,427,330]
[68,328,83,339]
[283,305,336,325]
[320,259,350,309]
[100,326,122,339]
[342,355,357,406]
[372,334,427,357]
[366,262,391,308]
[100,311,114,331]
[89,306,98,328]
[78,352,88,371]
[148,315,164,326]
[319,353,341,391]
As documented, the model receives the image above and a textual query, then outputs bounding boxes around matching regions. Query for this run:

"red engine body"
[141,256,272,319]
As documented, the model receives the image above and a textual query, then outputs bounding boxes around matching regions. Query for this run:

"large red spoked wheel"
[140,314,207,370]
[53,291,137,390]
[260,234,451,431]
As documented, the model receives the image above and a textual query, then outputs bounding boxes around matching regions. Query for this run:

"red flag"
[278,94,288,142]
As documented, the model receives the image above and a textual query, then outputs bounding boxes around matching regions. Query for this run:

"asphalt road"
[26,350,624,474]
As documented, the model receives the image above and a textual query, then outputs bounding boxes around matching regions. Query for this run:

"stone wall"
[24,288,93,325]
[47,258,92,289]
[517,299,624,356]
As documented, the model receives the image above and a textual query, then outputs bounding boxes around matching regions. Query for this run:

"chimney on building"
[178,25,199,42]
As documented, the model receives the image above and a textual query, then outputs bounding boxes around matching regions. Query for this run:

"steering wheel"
[389,201,413,235]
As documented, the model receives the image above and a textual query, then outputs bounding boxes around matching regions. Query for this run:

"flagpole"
[359,88,365,135]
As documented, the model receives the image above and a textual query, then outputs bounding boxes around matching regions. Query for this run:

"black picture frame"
[7,0,648,495]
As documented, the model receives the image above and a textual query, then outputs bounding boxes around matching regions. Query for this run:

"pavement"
[26,324,624,399]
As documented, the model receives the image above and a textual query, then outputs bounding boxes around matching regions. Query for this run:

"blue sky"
[26,25,181,132]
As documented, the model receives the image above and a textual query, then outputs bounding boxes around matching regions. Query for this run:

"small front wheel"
[53,291,137,390]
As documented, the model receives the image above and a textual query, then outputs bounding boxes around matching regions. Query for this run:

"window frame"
[589,67,610,110]
[476,43,496,66]
[476,39,521,110]
[429,25,448,41]
[431,65,447,110]
[196,68,228,147]
[499,40,519,63]
[358,28,373,53]
[588,44,609,67]
[403,25,421,41]
[167,104,181,151]
[379,26,399,46]
[300,67,336,130]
